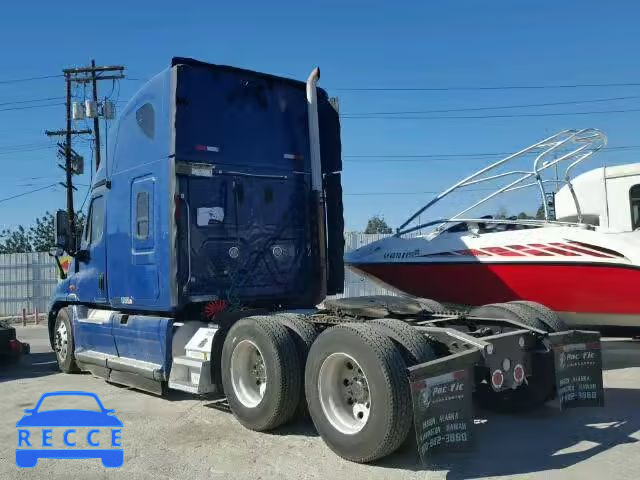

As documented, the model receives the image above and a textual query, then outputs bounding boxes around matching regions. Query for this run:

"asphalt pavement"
[1,325,639,480]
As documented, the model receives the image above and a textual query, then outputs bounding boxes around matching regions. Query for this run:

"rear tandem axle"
[49,295,604,464]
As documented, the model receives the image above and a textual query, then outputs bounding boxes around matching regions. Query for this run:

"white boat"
[346,129,640,328]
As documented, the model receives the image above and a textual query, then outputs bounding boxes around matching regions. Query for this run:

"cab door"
[72,192,114,357]
[75,193,108,303]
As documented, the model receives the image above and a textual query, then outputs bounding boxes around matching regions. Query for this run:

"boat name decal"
[383,249,420,259]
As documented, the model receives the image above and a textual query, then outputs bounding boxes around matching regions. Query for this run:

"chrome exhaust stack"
[306,67,327,302]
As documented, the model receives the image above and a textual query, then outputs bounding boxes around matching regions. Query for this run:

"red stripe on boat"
[529,243,580,257]
[483,246,524,256]
[355,262,640,315]
[551,242,615,258]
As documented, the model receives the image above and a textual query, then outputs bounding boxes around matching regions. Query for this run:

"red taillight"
[8,339,21,353]
[513,364,525,384]
[491,369,504,390]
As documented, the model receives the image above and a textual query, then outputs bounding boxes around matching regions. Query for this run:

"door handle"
[98,273,105,291]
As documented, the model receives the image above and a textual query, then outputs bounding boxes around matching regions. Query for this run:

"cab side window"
[90,196,105,244]
[631,185,640,230]
[84,196,105,246]
[83,204,92,245]
[136,192,150,239]
[136,103,155,139]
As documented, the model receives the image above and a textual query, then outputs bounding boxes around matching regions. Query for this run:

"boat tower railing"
[396,128,607,236]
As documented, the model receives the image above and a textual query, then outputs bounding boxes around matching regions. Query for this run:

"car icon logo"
[15,391,123,468]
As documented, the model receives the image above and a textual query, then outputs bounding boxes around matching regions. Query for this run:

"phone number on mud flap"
[420,432,469,453]
[560,390,599,402]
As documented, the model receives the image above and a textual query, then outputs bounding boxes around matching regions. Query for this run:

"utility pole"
[45,85,91,252]
[90,60,102,170]
[64,61,124,172]
[65,73,75,247]
[45,60,125,252]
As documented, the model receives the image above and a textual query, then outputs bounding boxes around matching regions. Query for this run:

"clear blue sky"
[1,0,639,232]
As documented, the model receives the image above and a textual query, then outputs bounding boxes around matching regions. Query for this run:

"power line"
[0,96,64,107]
[343,144,640,160]
[341,107,640,120]
[0,102,63,113]
[345,187,496,196]
[0,74,63,85]
[0,146,56,156]
[121,77,640,93]
[335,81,640,92]
[0,141,53,150]
[342,95,640,116]
[0,183,58,204]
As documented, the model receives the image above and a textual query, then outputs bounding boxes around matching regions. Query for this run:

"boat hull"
[352,261,640,327]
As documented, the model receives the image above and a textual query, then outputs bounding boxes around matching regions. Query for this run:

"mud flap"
[407,349,481,462]
[547,331,604,409]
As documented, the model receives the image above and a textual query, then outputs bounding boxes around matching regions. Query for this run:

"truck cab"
[555,163,640,231]
[48,58,344,394]
[51,58,344,317]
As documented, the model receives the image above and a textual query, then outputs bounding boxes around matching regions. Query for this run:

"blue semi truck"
[47,58,604,464]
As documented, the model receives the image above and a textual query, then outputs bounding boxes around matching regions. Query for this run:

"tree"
[495,207,508,219]
[30,212,56,252]
[0,226,32,254]
[535,204,546,220]
[0,211,86,254]
[364,215,392,234]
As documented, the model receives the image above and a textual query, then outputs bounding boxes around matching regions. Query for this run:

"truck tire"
[274,313,319,417]
[496,303,551,332]
[53,307,79,373]
[369,318,435,366]
[508,301,567,332]
[468,303,547,332]
[221,316,302,431]
[305,323,412,463]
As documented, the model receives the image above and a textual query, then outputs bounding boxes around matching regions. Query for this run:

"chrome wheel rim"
[55,320,68,361]
[318,353,371,435]
[230,340,267,408]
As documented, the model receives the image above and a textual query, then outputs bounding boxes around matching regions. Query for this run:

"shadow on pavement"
[203,398,320,437]
[375,387,640,478]
[603,339,640,370]
[268,416,319,437]
[0,351,59,383]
